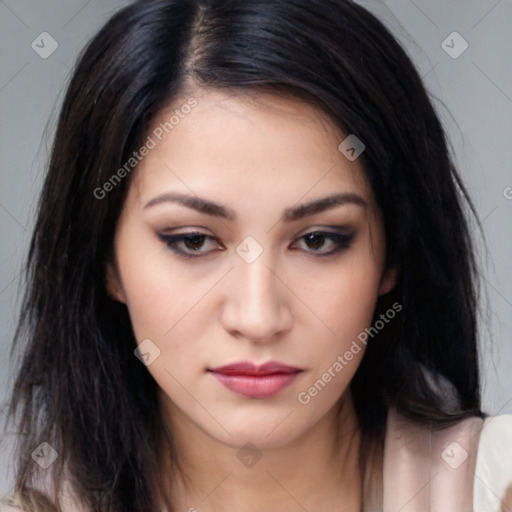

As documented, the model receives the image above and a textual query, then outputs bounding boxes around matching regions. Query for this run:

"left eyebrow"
[282,192,367,222]
[143,191,366,221]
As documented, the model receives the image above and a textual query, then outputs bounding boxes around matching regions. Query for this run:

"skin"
[107,89,396,512]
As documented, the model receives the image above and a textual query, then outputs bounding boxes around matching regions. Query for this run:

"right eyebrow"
[143,192,236,220]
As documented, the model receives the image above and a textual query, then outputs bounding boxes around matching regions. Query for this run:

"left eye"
[290,231,355,255]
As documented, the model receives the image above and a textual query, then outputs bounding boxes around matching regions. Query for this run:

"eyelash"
[157,230,356,259]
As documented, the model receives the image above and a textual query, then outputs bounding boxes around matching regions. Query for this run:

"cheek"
[114,223,206,341]
[114,244,224,435]
[305,256,383,346]
[326,271,380,342]
[295,251,383,397]
[294,277,377,413]
[120,268,214,369]
[117,255,212,398]
[114,227,223,388]
[120,269,175,342]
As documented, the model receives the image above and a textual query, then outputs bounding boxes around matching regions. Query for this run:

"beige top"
[383,410,512,511]
[2,412,512,511]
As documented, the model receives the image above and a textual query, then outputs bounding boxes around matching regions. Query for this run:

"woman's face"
[107,90,395,449]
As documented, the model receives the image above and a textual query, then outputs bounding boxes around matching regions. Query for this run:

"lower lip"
[210,372,300,398]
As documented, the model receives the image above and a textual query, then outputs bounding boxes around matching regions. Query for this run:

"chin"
[207,409,311,451]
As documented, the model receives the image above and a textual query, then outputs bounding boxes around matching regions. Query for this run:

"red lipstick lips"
[208,361,303,398]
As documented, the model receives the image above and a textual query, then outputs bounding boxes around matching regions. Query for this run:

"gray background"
[0,0,511,493]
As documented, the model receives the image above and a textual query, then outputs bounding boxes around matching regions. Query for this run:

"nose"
[219,253,293,343]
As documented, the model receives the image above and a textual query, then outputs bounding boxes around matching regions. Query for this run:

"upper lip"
[208,361,303,376]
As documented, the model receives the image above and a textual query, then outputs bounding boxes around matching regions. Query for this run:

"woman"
[2,0,511,510]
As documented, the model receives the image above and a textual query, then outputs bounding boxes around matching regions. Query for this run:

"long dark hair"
[6,0,484,510]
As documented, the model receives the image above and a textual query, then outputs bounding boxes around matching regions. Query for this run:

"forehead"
[129,89,373,208]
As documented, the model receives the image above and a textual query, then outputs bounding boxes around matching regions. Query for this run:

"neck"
[160,390,363,512]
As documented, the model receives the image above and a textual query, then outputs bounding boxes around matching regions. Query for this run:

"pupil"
[306,233,324,249]
[185,235,205,250]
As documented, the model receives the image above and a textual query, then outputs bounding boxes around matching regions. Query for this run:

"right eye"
[157,232,225,259]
